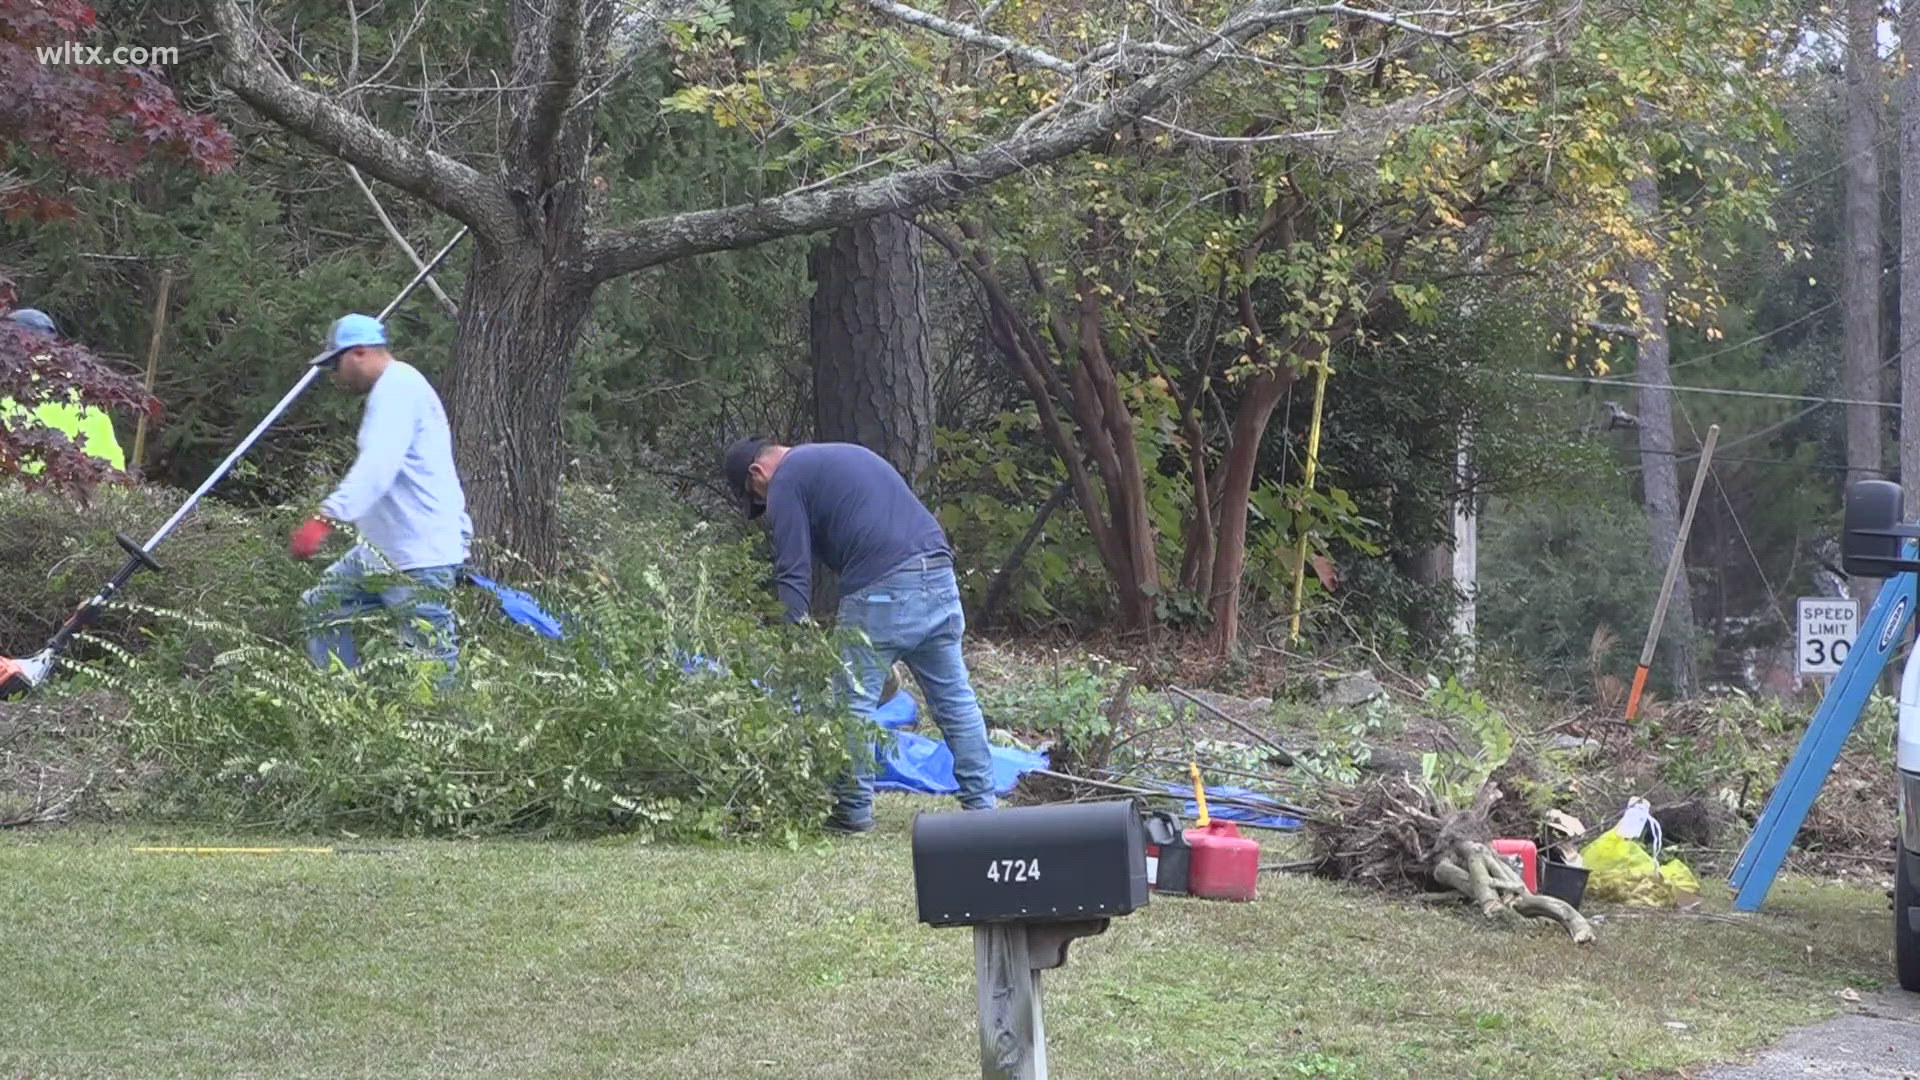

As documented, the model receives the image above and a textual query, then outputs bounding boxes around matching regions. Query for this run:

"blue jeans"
[831,552,995,827]
[301,544,460,689]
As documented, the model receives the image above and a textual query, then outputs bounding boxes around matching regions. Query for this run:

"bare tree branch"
[347,164,461,317]
[211,0,520,241]
[1143,116,1340,144]
[518,0,591,185]
[865,0,1074,73]
[584,4,1306,279]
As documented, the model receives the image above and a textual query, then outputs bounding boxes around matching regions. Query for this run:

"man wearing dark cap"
[292,313,470,691]
[724,436,994,831]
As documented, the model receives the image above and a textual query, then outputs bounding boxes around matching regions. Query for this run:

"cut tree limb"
[1513,893,1595,944]
[1167,685,1297,765]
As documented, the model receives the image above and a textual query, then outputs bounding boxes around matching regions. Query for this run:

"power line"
[1631,446,1850,472]
[1524,372,1901,409]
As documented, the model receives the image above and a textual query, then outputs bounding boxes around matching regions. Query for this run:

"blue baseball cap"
[311,313,387,367]
[6,308,57,337]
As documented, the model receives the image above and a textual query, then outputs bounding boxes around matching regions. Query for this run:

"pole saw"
[1,227,470,700]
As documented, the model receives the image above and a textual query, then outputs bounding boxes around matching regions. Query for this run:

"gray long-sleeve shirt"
[319,360,471,571]
[763,443,951,621]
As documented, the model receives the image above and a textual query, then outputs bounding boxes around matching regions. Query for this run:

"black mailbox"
[911,799,1149,927]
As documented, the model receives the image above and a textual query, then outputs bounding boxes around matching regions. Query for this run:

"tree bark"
[1206,369,1293,653]
[809,214,935,485]
[446,242,596,569]
[1845,0,1884,611]
[1627,170,1700,696]
[1904,0,1920,491]
[807,213,935,618]
[921,219,1154,629]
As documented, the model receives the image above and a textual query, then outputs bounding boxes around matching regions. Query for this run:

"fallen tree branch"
[1513,892,1595,944]
[1166,684,1297,765]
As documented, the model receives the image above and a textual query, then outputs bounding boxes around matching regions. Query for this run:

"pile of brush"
[1306,774,1594,944]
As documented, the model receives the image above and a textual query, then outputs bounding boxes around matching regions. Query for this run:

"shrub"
[72,559,866,841]
[20,473,871,841]
[0,481,313,655]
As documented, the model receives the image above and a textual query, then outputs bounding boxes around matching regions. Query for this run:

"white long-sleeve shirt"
[320,360,470,571]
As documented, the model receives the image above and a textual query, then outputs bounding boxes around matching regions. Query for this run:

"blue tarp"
[1160,782,1301,830]
[461,571,566,639]
[867,690,1049,796]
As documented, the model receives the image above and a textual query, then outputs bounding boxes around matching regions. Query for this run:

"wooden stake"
[129,269,172,479]
[1625,423,1720,720]
[1289,356,1334,644]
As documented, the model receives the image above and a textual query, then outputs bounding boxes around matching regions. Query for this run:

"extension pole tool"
[0,227,469,699]
[1624,423,1719,720]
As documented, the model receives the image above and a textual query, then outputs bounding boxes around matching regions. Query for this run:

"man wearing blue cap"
[292,313,470,689]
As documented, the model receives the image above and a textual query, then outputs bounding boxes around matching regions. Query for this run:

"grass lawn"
[0,794,1897,1079]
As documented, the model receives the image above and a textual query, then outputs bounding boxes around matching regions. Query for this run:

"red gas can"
[1490,838,1538,892]
[1184,820,1259,901]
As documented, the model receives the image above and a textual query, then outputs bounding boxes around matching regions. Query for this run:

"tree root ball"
[1306,777,1595,945]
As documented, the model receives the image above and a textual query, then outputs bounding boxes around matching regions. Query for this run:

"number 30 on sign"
[986,858,1040,883]
[1796,597,1859,677]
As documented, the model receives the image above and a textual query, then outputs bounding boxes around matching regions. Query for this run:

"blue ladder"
[1728,570,1915,910]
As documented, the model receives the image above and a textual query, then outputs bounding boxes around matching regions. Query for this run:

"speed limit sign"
[1796,597,1860,676]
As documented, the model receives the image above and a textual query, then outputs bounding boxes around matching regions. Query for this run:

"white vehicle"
[1837,479,1920,991]
[1896,645,1920,990]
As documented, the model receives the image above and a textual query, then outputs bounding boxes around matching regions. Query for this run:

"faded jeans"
[301,543,460,690]
[831,552,995,827]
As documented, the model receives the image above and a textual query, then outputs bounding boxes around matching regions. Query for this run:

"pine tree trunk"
[445,240,595,571]
[809,213,934,484]
[807,213,935,619]
[1845,0,1885,610]
[1903,0,1920,491]
[1627,171,1700,697]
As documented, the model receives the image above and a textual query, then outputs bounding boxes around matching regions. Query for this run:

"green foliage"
[1476,475,1674,698]
[71,553,862,841]
[0,482,314,654]
[1417,676,1515,813]
[1293,697,1404,786]
[975,654,1135,772]
[10,473,868,841]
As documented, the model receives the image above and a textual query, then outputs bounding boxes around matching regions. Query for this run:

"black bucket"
[1540,858,1589,910]
[1142,809,1191,895]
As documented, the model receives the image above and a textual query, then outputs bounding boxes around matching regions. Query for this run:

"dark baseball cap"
[723,436,770,517]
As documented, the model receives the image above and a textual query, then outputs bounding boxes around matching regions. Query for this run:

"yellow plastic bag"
[1581,817,1701,908]
[1582,830,1665,905]
[1662,857,1702,909]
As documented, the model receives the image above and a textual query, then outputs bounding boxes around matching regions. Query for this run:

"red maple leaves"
[0,309,162,498]
[0,0,217,493]
[0,0,236,221]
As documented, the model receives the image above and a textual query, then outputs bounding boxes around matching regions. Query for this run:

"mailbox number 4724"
[986,858,1040,883]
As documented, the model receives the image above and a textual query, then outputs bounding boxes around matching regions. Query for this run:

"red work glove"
[289,516,333,561]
